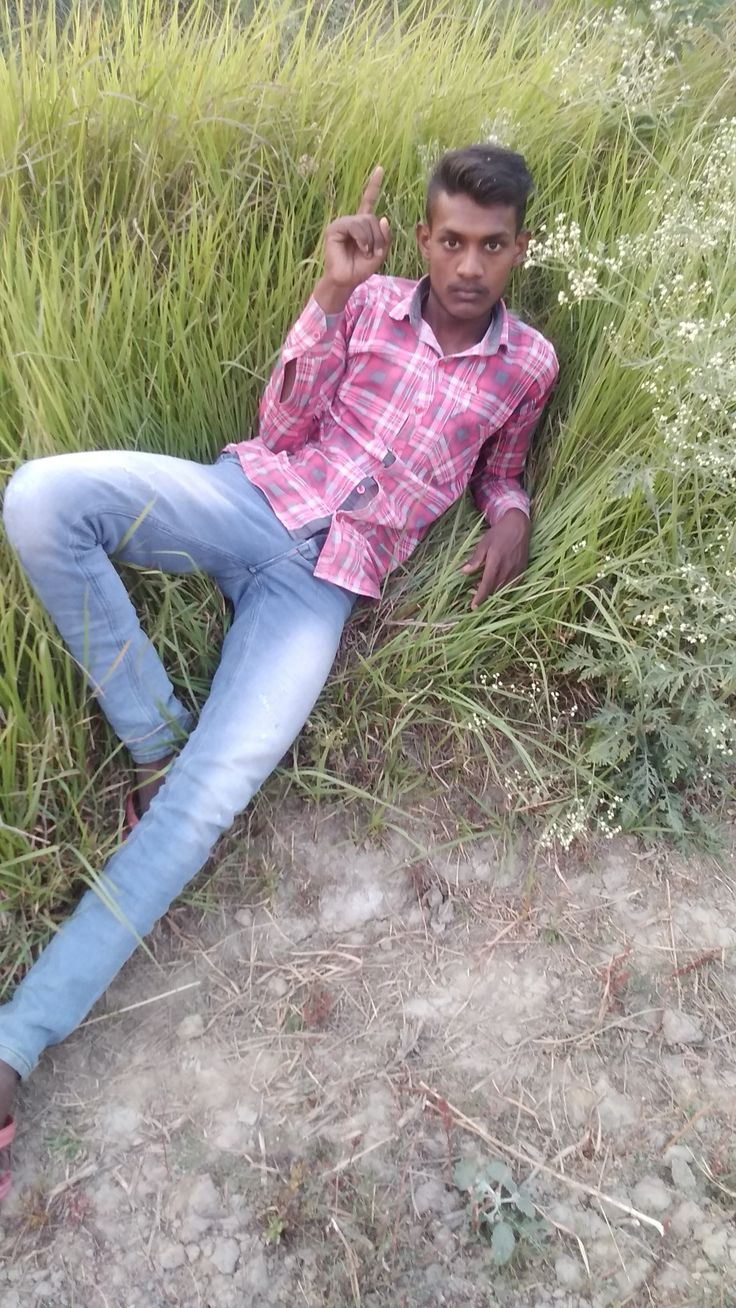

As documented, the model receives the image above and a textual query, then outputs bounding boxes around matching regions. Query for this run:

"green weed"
[453,1156,549,1267]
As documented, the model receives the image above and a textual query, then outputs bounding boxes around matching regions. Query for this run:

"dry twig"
[80,981,201,1027]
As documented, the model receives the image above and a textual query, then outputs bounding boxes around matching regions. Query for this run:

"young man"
[0,145,557,1190]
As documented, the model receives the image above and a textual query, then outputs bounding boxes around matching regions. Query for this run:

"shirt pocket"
[409,375,519,488]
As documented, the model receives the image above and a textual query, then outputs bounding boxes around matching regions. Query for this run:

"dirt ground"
[1,796,735,1307]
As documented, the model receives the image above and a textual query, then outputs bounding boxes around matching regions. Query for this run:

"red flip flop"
[122,792,140,840]
[0,1117,15,1203]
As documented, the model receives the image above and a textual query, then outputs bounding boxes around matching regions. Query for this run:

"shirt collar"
[388,275,508,356]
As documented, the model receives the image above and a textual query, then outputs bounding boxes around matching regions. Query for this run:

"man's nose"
[457,247,483,279]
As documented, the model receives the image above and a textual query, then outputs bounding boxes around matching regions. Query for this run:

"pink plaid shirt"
[227,275,558,599]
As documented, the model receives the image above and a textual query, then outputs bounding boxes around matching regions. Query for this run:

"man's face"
[416,191,529,321]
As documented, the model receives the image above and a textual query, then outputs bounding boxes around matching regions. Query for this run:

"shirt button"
[357,484,365,494]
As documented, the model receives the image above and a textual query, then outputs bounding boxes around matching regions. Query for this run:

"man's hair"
[426,144,535,230]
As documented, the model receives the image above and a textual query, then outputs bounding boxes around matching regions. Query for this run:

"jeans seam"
[105,509,254,572]
[107,507,313,574]
[71,532,186,739]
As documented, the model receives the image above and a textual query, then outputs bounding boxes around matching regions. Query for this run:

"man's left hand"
[461,509,531,610]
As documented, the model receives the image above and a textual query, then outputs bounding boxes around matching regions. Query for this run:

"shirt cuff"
[485,492,530,525]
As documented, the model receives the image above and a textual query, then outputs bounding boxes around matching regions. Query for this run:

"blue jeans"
[0,450,354,1078]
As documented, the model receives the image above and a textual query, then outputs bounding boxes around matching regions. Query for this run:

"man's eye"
[486,241,500,251]
[443,238,459,250]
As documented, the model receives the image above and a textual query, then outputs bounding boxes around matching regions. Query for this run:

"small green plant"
[453,1158,548,1267]
[263,1210,286,1244]
[44,1127,86,1164]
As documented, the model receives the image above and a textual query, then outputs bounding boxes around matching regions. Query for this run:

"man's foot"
[131,753,174,819]
[0,1060,17,1128]
[0,1061,18,1203]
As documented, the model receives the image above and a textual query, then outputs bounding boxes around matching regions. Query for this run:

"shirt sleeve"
[469,352,558,525]
[257,289,363,454]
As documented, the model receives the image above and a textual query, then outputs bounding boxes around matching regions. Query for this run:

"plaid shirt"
[227,275,558,599]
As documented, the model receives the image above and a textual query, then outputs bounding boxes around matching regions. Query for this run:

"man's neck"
[421,284,495,356]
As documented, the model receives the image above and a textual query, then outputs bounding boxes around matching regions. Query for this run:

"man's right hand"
[314,167,391,315]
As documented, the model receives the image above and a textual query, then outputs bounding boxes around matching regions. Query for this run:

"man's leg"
[0,529,353,1087]
[2,451,215,767]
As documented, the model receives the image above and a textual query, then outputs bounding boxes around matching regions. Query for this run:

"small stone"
[214,1119,248,1151]
[242,1250,269,1294]
[702,1229,728,1266]
[591,1236,620,1262]
[235,908,253,928]
[186,1244,201,1263]
[220,1215,242,1234]
[564,1086,598,1128]
[433,1226,454,1253]
[631,1176,673,1214]
[413,1179,451,1216]
[188,1174,224,1220]
[267,975,288,998]
[670,1199,704,1237]
[99,1104,143,1142]
[669,1153,697,1195]
[555,1254,585,1290]
[662,1008,704,1046]
[615,1256,652,1295]
[180,1214,211,1243]
[176,1013,205,1041]
[158,1242,186,1272]
[656,1260,689,1292]
[211,1237,240,1276]
[596,1077,635,1130]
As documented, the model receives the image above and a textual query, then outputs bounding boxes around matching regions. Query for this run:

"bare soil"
[1,798,735,1307]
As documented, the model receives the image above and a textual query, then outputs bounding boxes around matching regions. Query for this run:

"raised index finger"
[358,165,384,214]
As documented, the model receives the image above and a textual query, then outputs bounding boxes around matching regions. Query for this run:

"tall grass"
[0,0,734,983]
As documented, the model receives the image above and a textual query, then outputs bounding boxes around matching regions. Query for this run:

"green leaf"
[484,1160,514,1189]
[515,1191,536,1219]
[491,1220,516,1266]
[453,1159,478,1191]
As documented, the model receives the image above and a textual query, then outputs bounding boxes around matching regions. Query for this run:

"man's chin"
[449,297,493,320]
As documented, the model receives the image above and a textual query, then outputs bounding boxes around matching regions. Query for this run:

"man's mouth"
[450,286,486,301]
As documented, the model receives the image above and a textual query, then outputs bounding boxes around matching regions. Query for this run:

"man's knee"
[3,456,78,562]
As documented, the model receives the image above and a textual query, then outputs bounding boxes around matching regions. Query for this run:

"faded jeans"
[0,450,354,1078]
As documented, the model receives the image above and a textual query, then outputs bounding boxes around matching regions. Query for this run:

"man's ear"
[512,229,530,267]
[416,220,431,263]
